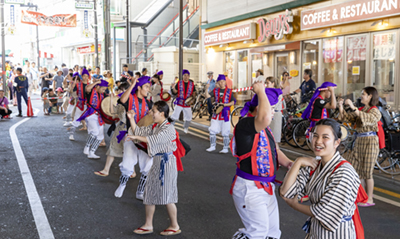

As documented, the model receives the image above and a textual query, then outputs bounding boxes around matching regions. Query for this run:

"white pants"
[171,105,192,122]
[66,103,75,116]
[71,104,86,127]
[119,140,153,177]
[232,177,281,239]
[209,119,231,137]
[86,114,104,141]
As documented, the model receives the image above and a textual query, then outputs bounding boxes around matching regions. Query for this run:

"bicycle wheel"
[231,106,243,127]
[375,149,400,175]
[192,102,202,120]
[283,117,301,148]
[293,120,311,150]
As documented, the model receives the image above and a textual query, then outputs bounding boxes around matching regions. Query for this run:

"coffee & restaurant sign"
[301,0,400,30]
[204,23,256,46]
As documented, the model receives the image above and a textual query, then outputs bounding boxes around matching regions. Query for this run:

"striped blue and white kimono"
[133,120,178,205]
[284,152,360,239]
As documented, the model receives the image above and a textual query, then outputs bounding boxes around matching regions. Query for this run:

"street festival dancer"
[14,67,29,117]
[68,69,90,141]
[76,79,109,159]
[114,76,153,200]
[95,82,131,177]
[170,69,196,134]
[64,73,79,127]
[231,82,293,239]
[205,74,235,153]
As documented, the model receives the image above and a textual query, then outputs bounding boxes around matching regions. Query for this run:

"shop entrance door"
[276,53,289,79]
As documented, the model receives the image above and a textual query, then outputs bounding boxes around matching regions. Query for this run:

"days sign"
[204,23,256,46]
[5,0,24,4]
[83,10,91,38]
[373,32,396,60]
[75,2,94,9]
[352,66,360,75]
[301,0,400,30]
[8,5,16,35]
[258,9,294,41]
[347,35,367,61]
[21,10,77,27]
[323,38,343,63]
[77,44,101,54]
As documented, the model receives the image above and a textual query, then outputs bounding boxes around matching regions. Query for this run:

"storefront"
[201,0,400,109]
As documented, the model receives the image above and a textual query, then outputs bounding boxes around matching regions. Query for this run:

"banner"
[21,10,77,27]
[373,33,396,60]
[82,10,91,38]
[8,5,16,35]
[347,35,367,62]
[323,38,343,63]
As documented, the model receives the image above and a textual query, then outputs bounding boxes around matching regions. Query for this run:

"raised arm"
[253,82,272,132]
[120,78,137,104]
[85,81,100,93]
[324,87,337,109]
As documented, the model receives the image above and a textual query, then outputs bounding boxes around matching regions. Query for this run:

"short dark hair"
[54,66,58,69]
[314,118,342,141]
[363,86,379,106]
[135,72,141,77]
[96,66,100,69]
[304,69,312,78]
[122,64,128,68]
[152,74,160,81]
[118,82,130,91]
[16,67,22,73]
[61,63,66,67]
[142,68,147,73]
[48,89,53,92]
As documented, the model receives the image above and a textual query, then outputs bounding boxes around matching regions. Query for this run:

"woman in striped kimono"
[280,119,361,239]
[126,101,181,236]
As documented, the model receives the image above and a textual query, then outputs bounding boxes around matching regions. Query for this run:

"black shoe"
[16,114,23,117]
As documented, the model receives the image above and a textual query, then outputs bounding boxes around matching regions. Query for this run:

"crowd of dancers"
[54,63,379,238]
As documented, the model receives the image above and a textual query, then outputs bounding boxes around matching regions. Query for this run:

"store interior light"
[290,51,297,64]
[347,60,352,64]
[312,60,317,65]
[371,20,389,27]
[263,53,269,66]
[243,40,254,44]
[219,44,228,48]
[320,28,336,34]
[389,58,394,61]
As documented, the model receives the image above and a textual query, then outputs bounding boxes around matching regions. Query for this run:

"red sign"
[204,23,256,46]
[258,9,294,42]
[21,10,77,27]
[347,35,367,61]
[301,0,400,30]
[78,44,101,54]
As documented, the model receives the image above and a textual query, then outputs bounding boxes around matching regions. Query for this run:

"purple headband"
[132,76,151,94]
[182,69,190,75]
[301,82,337,120]
[240,88,282,117]
[217,74,226,82]
[82,68,89,76]
[98,80,109,88]
[157,71,163,75]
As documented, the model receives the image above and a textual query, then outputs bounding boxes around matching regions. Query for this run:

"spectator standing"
[56,87,64,114]
[293,69,316,104]
[61,63,69,77]
[42,88,50,115]
[14,67,29,117]
[205,71,216,121]
[92,67,103,82]
[0,89,12,119]
[122,64,133,78]
[30,62,39,92]
[40,67,54,94]
[142,68,148,76]
[53,70,64,90]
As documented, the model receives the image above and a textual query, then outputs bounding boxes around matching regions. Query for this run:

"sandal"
[130,172,137,179]
[133,227,153,235]
[160,229,181,236]
[94,171,108,177]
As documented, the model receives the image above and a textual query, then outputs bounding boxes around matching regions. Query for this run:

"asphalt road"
[1,94,400,239]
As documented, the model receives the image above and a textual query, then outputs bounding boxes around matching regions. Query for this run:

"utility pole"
[94,0,99,67]
[126,0,130,64]
[20,3,40,70]
[179,0,183,81]
[1,0,5,93]
[104,0,110,70]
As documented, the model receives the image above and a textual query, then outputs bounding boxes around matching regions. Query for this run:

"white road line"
[9,108,55,239]
[373,194,400,208]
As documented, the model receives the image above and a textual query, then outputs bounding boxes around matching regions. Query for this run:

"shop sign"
[77,44,101,54]
[204,23,256,46]
[323,38,343,63]
[21,10,77,27]
[75,2,94,9]
[5,0,24,4]
[373,32,396,60]
[347,35,367,61]
[301,0,400,30]
[258,9,293,42]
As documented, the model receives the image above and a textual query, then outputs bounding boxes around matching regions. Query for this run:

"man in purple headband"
[230,82,293,239]
[170,69,196,133]
[76,79,109,159]
[67,68,90,141]
[114,76,153,200]
[205,74,236,153]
